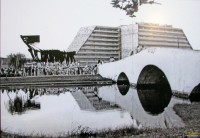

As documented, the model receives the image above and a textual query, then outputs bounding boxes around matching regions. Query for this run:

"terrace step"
[0,75,114,88]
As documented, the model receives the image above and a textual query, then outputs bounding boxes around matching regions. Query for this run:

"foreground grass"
[1,103,200,138]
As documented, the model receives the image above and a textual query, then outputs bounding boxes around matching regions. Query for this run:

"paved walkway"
[0,74,114,88]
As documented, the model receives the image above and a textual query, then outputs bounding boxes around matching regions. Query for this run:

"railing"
[81,46,120,51]
[93,30,119,34]
[139,41,191,48]
[78,51,120,55]
[91,34,120,38]
[138,32,185,39]
[139,37,189,44]
[85,42,119,46]
[75,55,119,59]
[87,38,119,42]
[139,29,185,36]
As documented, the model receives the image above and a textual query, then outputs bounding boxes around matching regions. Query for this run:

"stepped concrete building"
[67,26,121,65]
[67,23,192,65]
[121,23,192,58]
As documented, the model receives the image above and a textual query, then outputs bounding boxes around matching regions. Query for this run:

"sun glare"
[147,12,168,25]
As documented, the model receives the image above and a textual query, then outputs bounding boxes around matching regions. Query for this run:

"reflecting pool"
[1,84,189,136]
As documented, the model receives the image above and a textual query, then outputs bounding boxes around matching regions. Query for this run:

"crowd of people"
[0,67,21,77]
[0,61,103,77]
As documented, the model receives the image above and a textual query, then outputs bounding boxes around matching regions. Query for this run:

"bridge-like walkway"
[99,47,200,96]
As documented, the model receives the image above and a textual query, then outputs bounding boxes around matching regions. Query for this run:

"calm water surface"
[1,84,189,136]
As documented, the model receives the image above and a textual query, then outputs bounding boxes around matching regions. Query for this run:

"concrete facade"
[120,24,139,58]
[68,23,192,64]
[138,23,191,49]
[67,26,121,65]
[121,23,192,58]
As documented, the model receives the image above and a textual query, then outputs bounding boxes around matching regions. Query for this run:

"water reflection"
[71,86,119,111]
[117,84,130,96]
[117,72,130,96]
[137,86,172,115]
[1,86,134,136]
[3,87,87,115]
[1,84,189,136]
[5,89,41,115]
[98,84,187,128]
[117,82,172,115]
[7,95,24,114]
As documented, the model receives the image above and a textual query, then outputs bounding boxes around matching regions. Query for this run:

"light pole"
[131,21,139,55]
[132,19,134,54]
[177,36,179,48]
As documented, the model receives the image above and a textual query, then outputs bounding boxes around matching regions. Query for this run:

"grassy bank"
[1,103,200,138]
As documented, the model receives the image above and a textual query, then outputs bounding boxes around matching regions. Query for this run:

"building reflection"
[71,86,119,111]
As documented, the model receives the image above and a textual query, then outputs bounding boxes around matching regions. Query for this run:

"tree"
[111,0,161,17]
[7,53,27,69]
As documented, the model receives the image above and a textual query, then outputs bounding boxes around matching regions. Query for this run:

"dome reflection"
[117,84,130,96]
[137,85,172,115]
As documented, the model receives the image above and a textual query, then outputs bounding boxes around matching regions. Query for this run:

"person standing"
[97,60,102,75]
[43,67,46,75]
[31,66,34,76]
[22,67,26,76]
[36,67,38,76]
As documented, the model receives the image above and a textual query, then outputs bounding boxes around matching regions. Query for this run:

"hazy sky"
[1,0,200,58]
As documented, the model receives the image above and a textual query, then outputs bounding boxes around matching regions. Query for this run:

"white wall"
[120,24,138,58]
[99,47,200,95]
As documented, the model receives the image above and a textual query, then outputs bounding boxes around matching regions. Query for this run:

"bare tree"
[111,0,161,17]
[7,53,27,69]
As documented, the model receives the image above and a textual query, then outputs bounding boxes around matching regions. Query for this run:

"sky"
[1,0,200,58]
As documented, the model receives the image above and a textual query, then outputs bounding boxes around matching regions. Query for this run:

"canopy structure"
[20,35,76,64]
[21,35,40,44]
